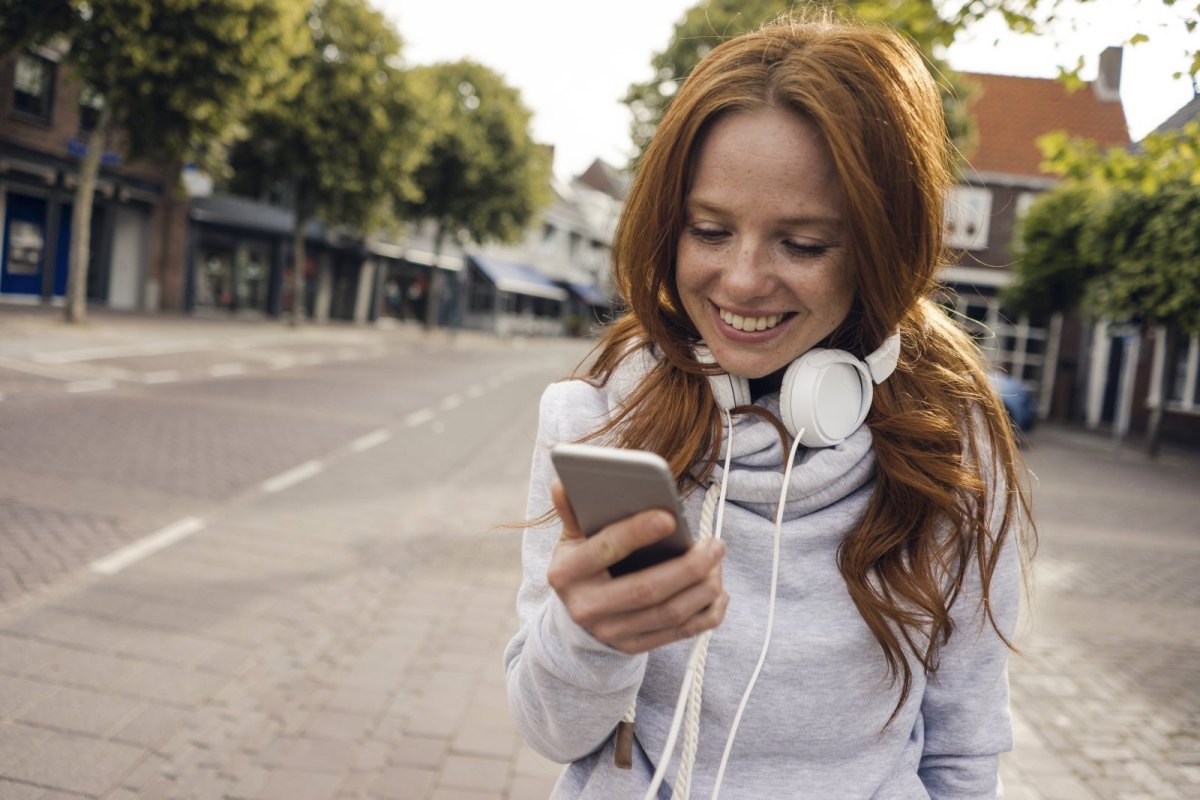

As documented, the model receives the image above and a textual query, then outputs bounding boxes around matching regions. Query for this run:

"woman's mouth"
[717,306,791,333]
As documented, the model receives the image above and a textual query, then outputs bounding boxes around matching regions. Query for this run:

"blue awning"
[562,281,610,307]
[471,255,567,301]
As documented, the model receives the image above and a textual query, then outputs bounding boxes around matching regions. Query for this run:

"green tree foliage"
[1006,120,1200,330]
[400,60,551,328]
[622,0,977,164]
[228,0,421,324]
[0,0,306,322]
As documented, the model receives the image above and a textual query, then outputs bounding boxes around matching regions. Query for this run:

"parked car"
[989,369,1036,434]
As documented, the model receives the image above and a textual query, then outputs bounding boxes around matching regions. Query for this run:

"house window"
[79,85,105,132]
[945,186,992,250]
[13,52,55,122]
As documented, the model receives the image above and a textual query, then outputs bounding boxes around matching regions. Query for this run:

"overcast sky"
[373,0,1197,180]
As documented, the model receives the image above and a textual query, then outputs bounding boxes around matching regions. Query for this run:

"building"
[943,49,1130,422]
[0,45,187,311]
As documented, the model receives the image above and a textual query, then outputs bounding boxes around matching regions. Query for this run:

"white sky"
[373,0,1197,180]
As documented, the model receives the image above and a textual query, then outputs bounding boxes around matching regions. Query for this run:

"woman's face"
[675,107,855,380]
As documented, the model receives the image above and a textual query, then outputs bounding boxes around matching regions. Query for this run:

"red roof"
[961,72,1130,178]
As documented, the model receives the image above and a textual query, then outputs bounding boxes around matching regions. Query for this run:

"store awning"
[471,255,567,301]
[562,281,610,307]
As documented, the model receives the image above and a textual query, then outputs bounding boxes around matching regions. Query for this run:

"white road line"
[466,384,485,399]
[261,460,324,493]
[66,379,115,393]
[209,363,247,377]
[440,394,463,410]
[91,517,206,576]
[269,356,297,370]
[337,349,360,361]
[350,428,393,453]
[299,353,324,365]
[404,408,435,428]
[142,370,181,384]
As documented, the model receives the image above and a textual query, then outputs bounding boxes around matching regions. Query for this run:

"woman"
[505,11,1032,799]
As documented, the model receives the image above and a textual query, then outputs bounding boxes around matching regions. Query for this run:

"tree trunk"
[290,187,308,327]
[424,223,446,331]
[65,104,113,323]
[1146,325,1173,459]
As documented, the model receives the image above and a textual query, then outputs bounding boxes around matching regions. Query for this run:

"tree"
[622,0,980,165]
[228,0,421,325]
[1005,121,1200,454]
[400,60,551,330]
[0,0,306,322]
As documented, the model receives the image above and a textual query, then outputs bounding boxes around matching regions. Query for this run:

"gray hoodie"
[504,348,1019,799]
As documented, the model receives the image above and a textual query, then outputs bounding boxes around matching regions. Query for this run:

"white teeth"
[719,308,783,332]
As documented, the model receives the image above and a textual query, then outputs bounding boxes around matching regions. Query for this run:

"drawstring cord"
[635,414,806,800]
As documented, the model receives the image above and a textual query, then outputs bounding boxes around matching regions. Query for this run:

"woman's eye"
[783,241,829,258]
[687,225,728,243]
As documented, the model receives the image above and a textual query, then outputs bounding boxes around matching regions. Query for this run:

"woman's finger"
[589,563,724,643]
[609,592,731,655]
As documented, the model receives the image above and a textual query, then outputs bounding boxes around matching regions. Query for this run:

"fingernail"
[707,539,725,560]
[654,511,675,532]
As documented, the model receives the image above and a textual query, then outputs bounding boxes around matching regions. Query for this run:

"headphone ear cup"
[780,350,872,447]
[707,371,751,411]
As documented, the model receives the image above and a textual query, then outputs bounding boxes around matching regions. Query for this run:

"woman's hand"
[546,479,729,655]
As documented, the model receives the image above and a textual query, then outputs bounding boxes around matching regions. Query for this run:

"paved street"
[0,306,1197,799]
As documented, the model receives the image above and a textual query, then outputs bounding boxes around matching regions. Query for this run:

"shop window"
[13,53,55,122]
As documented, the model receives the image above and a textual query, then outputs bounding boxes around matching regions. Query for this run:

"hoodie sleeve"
[918,434,1024,799]
[503,380,648,764]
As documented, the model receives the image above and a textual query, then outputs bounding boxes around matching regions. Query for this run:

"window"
[944,186,992,250]
[79,85,104,132]
[13,53,55,122]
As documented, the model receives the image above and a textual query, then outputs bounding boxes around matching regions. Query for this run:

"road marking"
[337,348,360,361]
[67,379,115,393]
[350,428,393,453]
[466,384,485,398]
[210,363,247,377]
[91,517,206,575]
[269,356,297,370]
[261,460,325,493]
[142,370,181,384]
[404,408,434,428]
[486,375,505,390]
[299,353,324,365]
[440,394,463,410]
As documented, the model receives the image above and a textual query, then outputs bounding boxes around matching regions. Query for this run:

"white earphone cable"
[643,409,735,800]
[710,426,805,800]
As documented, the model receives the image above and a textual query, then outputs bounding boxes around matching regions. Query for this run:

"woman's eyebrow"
[685,197,841,228]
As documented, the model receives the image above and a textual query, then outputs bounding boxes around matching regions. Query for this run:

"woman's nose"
[723,241,773,299]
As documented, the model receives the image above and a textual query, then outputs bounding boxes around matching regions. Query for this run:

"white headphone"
[699,332,901,448]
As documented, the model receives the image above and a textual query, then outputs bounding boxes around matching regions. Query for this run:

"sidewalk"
[0,320,566,799]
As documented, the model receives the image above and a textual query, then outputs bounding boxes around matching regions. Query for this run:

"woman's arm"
[503,381,726,763]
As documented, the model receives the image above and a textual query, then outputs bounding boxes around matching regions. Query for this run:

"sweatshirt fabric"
[504,346,1020,799]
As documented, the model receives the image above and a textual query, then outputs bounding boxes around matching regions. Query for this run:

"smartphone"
[550,443,693,577]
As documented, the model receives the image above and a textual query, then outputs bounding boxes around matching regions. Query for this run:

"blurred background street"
[0,308,1196,799]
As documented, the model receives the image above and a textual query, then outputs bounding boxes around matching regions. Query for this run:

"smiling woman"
[505,8,1035,800]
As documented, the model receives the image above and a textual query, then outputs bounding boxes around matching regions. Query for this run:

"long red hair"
[578,11,1034,721]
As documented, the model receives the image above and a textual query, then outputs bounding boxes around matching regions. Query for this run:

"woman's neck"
[748,369,785,402]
